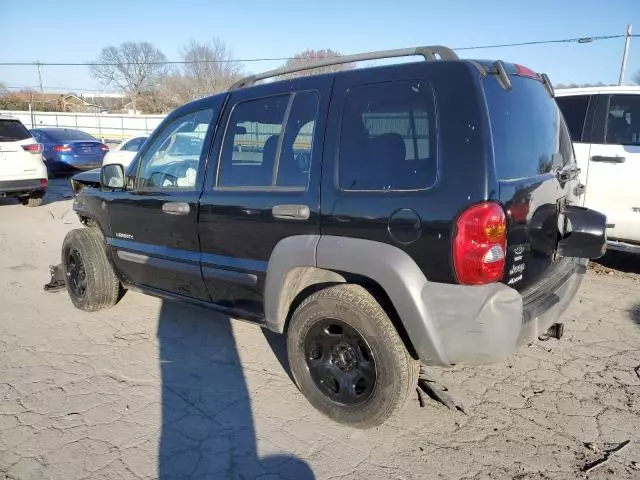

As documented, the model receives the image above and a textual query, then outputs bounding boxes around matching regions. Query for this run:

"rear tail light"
[453,202,507,285]
[100,144,109,152]
[22,143,43,154]
[53,144,72,152]
[40,179,48,188]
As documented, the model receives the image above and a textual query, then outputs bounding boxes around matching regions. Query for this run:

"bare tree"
[90,42,169,114]
[156,74,191,109]
[180,39,243,98]
[632,70,640,85]
[280,49,354,79]
[154,39,243,110]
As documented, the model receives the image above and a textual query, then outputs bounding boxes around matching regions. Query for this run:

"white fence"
[1,110,166,141]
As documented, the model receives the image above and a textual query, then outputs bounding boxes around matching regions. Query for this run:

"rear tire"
[61,228,122,311]
[27,194,43,207]
[20,191,44,207]
[287,284,419,428]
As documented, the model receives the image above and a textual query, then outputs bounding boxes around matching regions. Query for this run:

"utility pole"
[28,92,35,128]
[618,24,632,85]
[36,61,43,93]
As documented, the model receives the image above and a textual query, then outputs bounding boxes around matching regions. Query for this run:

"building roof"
[555,85,640,97]
[6,91,101,107]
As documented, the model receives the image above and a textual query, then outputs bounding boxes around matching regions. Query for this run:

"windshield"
[0,120,32,142]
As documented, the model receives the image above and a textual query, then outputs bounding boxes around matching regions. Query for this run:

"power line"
[0,33,635,67]
[4,84,123,93]
[453,34,629,50]
[0,57,294,67]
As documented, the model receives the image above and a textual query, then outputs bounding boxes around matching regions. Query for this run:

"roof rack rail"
[229,45,458,90]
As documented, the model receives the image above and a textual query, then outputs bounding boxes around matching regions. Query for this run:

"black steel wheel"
[66,248,87,298]
[287,284,419,428]
[304,319,377,406]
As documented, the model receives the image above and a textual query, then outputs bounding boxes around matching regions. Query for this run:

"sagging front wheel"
[287,284,419,428]
[61,228,123,311]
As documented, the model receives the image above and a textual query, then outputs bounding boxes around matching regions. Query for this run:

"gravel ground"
[0,178,639,480]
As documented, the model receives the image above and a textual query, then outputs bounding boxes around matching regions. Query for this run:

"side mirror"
[100,163,125,189]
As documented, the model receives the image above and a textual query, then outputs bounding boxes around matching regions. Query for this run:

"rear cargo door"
[483,73,579,291]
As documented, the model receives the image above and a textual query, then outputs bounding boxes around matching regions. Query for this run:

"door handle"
[590,155,626,163]
[272,204,310,220]
[162,202,190,216]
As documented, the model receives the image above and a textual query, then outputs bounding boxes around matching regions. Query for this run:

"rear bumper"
[0,179,46,196]
[422,258,586,365]
[46,154,103,173]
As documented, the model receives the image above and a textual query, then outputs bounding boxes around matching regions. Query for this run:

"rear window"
[44,129,97,142]
[0,120,31,142]
[485,76,574,180]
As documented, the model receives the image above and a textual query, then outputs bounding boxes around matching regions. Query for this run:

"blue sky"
[1,0,639,94]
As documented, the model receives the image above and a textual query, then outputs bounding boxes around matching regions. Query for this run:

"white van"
[0,115,48,207]
[556,86,640,254]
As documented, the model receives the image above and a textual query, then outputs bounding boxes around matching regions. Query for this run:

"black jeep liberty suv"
[64,46,607,428]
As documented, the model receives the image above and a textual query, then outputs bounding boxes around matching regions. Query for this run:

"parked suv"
[0,115,47,206]
[63,46,607,427]
[556,86,640,254]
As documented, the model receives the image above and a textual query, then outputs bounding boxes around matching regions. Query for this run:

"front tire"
[61,228,122,311]
[287,284,419,428]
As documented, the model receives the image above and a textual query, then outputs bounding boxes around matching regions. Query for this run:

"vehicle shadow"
[629,304,640,326]
[0,198,20,207]
[157,300,314,479]
[42,176,75,206]
[595,250,640,275]
[262,329,295,383]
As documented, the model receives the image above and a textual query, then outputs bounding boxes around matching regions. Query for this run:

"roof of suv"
[555,85,640,97]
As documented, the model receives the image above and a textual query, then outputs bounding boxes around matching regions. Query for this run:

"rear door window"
[605,94,640,146]
[218,95,289,188]
[556,95,590,142]
[338,80,437,191]
[217,91,320,189]
[0,120,31,142]
[484,76,574,179]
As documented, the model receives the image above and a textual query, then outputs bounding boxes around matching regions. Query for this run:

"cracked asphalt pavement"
[1,178,639,480]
